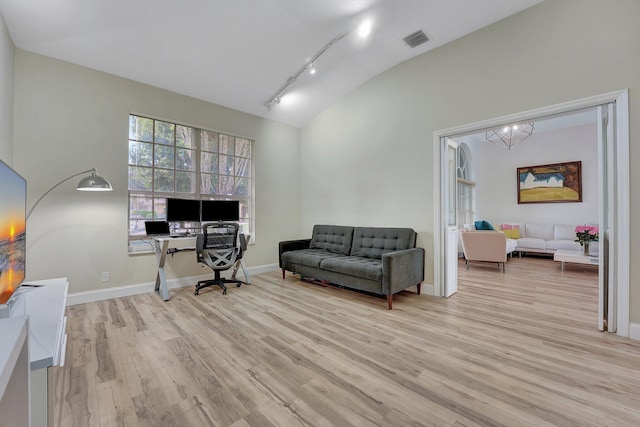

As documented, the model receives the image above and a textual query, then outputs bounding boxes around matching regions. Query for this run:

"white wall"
[0,13,13,164]
[300,0,640,321]
[470,123,599,226]
[13,51,301,293]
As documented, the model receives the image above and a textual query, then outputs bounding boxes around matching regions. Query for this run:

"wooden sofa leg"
[282,268,285,279]
[387,295,393,310]
[416,283,421,295]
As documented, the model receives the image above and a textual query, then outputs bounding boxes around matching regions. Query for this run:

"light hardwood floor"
[54,257,640,426]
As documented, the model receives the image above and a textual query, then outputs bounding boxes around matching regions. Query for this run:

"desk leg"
[154,240,171,301]
[561,261,565,271]
[232,259,251,284]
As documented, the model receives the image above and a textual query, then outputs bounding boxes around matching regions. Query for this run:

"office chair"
[195,222,242,295]
[231,233,251,285]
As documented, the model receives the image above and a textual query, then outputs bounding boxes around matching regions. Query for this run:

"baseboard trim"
[421,283,435,296]
[628,323,640,341]
[67,263,279,306]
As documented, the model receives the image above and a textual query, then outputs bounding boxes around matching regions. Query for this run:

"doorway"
[433,90,630,337]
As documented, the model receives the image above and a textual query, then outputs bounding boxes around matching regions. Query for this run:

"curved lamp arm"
[26,168,111,220]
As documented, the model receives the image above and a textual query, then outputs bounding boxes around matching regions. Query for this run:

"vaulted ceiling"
[0,0,543,127]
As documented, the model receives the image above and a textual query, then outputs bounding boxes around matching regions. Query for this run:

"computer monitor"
[166,198,201,222]
[201,200,240,222]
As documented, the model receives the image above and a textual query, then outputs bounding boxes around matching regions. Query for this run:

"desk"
[152,236,196,301]
[152,234,251,301]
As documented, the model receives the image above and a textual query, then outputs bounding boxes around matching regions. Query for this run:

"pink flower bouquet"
[575,225,599,245]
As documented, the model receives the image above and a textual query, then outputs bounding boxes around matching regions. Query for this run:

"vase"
[583,241,590,256]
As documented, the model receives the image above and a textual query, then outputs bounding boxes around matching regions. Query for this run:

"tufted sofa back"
[350,227,416,259]
[309,225,355,255]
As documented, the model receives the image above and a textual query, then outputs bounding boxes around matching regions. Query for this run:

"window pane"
[235,177,249,196]
[176,126,194,148]
[155,145,175,169]
[128,166,152,191]
[129,116,153,142]
[202,130,218,152]
[129,219,147,236]
[201,173,218,194]
[129,141,153,166]
[176,148,195,171]
[154,169,174,192]
[219,155,234,176]
[235,157,250,177]
[129,194,154,219]
[154,197,167,219]
[219,134,235,155]
[235,138,251,158]
[219,175,234,195]
[155,121,175,145]
[176,171,195,193]
[201,152,218,173]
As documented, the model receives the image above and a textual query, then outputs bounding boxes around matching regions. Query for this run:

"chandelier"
[486,122,535,150]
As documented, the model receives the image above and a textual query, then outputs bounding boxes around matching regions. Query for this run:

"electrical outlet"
[101,272,110,283]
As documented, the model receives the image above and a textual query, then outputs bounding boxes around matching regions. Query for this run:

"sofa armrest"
[382,248,425,295]
[278,239,312,267]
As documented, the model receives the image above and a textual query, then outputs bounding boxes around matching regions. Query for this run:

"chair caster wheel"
[194,290,199,296]
[222,290,227,295]
[236,283,241,287]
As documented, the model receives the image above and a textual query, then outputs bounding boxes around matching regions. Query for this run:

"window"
[128,115,254,252]
[456,143,476,227]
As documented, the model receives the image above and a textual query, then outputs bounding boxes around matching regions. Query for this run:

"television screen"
[0,159,26,305]
[166,198,201,222]
[201,200,240,222]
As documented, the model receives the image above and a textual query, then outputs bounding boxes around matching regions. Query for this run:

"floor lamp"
[26,168,113,220]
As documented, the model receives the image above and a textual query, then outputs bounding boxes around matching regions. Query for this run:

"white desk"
[152,234,251,301]
[152,236,196,301]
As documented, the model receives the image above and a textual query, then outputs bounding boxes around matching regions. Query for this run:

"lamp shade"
[77,171,113,191]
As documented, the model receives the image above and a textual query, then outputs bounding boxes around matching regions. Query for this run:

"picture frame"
[517,161,582,204]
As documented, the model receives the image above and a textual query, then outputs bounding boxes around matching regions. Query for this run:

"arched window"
[456,143,476,226]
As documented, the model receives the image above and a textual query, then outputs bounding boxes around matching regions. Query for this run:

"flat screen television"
[166,198,201,222]
[0,159,26,309]
[201,200,240,222]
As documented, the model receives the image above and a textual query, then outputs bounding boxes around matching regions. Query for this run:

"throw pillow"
[502,223,521,230]
[503,229,521,239]
[474,220,494,231]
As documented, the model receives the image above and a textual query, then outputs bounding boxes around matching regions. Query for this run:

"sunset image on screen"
[0,163,26,304]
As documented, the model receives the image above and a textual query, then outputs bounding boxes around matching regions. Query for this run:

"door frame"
[432,89,630,337]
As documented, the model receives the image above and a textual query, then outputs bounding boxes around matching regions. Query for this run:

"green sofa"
[279,225,425,309]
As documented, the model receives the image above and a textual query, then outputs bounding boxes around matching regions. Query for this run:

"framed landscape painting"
[517,161,582,204]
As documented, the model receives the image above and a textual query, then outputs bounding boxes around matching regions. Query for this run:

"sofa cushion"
[546,240,581,251]
[350,227,416,259]
[525,223,554,241]
[502,229,521,239]
[281,249,343,268]
[554,224,576,241]
[309,225,354,255]
[319,256,383,282]
[516,237,547,250]
[506,238,518,253]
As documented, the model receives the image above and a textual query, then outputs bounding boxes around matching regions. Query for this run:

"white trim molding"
[629,324,640,341]
[67,263,279,306]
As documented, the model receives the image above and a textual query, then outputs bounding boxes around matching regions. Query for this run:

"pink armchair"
[460,231,508,273]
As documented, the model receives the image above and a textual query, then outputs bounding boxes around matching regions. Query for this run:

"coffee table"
[553,249,599,271]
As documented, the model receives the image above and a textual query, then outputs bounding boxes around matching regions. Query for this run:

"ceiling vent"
[403,30,429,48]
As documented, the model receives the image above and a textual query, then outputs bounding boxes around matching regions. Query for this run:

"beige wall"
[300,0,640,320]
[13,50,301,293]
[0,13,13,163]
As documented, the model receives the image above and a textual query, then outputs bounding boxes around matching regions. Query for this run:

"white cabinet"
[0,316,30,427]
[10,278,68,427]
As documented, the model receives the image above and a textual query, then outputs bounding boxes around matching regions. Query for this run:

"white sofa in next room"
[501,222,599,256]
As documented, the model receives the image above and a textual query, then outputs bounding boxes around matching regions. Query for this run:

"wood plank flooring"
[54,257,640,426]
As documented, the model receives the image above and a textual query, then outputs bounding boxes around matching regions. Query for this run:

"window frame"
[127,114,255,253]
